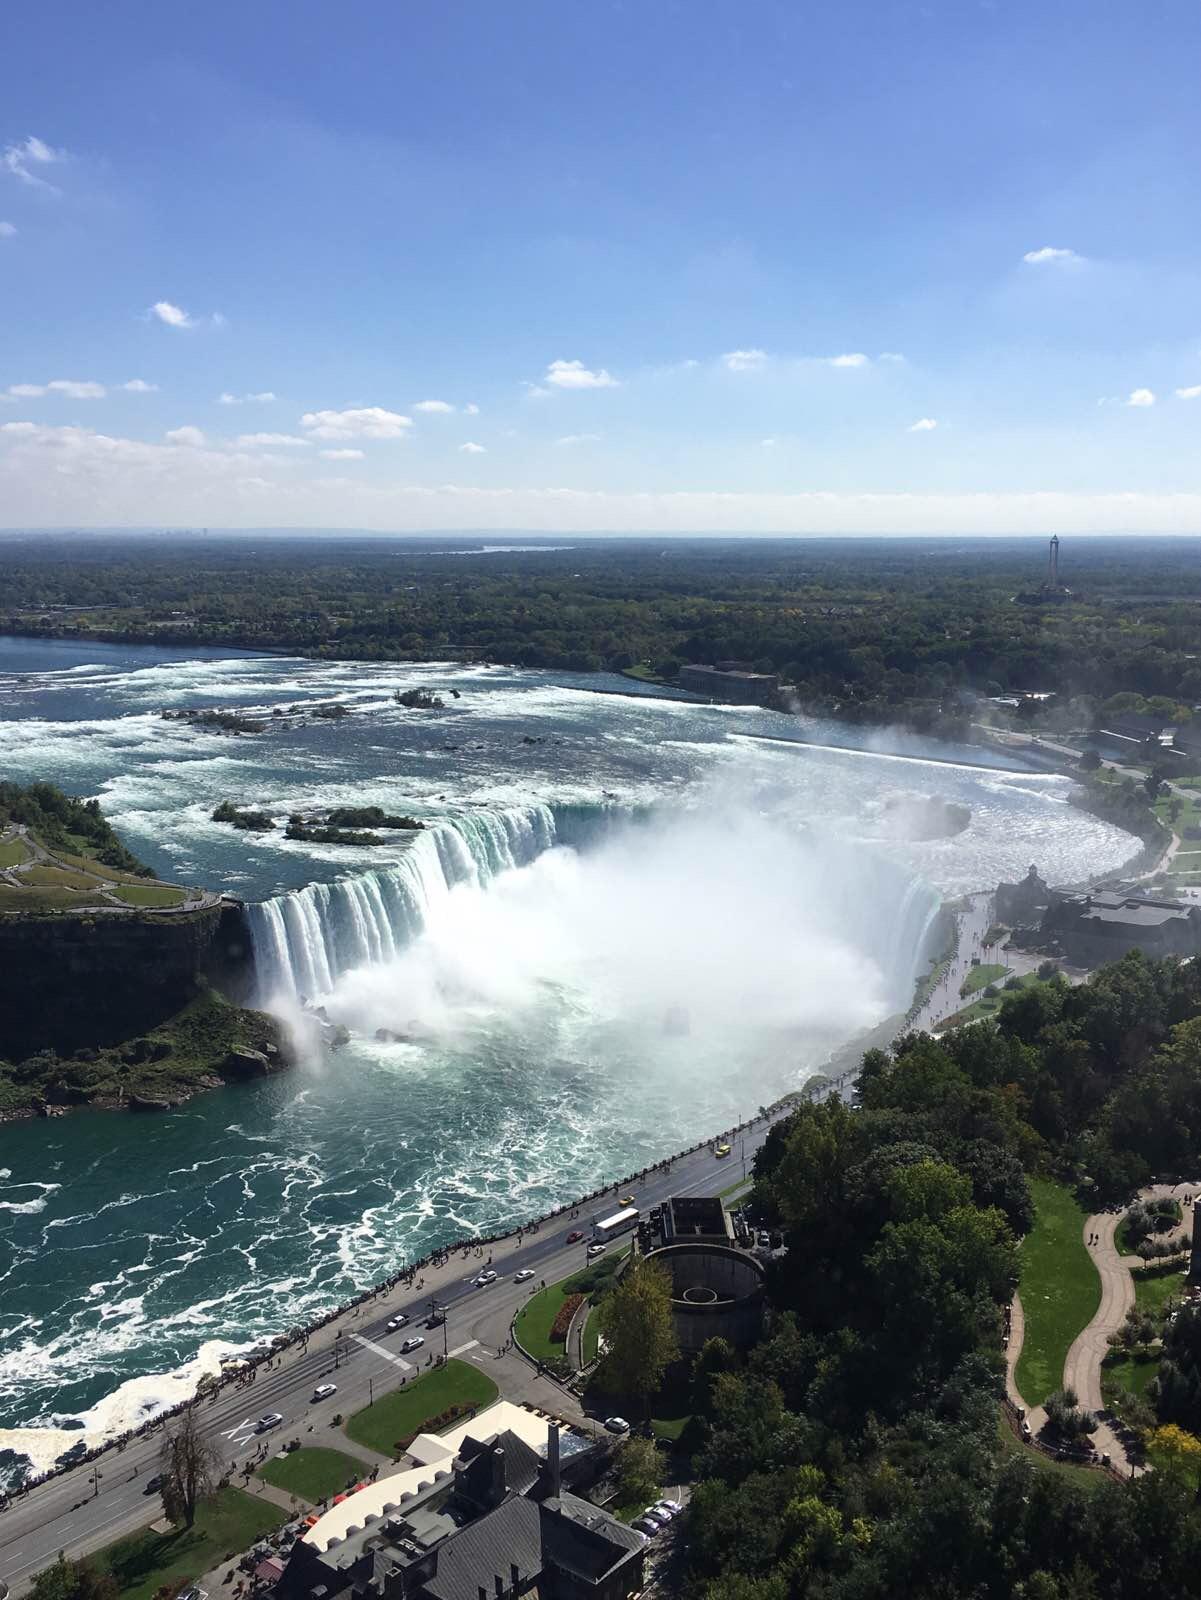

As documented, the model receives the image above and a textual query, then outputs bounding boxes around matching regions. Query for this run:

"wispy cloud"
[319,448,365,460]
[1022,245,1083,266]
[1176,385,1201,401]
[1125,388,1155,407]
[0,221,16,238]
[122,379,158,393]
[760,437,778,447]
[165,425,206,447]
[544,359,619,390]
[827,352,869,368]
[555,433,601,446]
[8,379,106,400]
[459,441,487,454]
[219,390,276,405]
[150,301,193,329]
[299,406,412,440]
[722,348,767,372]
[236,432,309,448]
[907,417,939,432]
[2,135,66,192]
[413,399,455,413]
[464,402,480,415]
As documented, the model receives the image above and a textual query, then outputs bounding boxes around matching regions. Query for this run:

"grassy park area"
[94,1487,284,1600]
[960,962,1008,997]
[344,1359,497,1457]
[259,1445,368,1503]
[1133,1263,1190,1316]
[1015,1179,1100,1408]
[514,1251,627,1364]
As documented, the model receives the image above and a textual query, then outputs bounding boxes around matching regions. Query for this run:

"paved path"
[1003,1293,1047,1437]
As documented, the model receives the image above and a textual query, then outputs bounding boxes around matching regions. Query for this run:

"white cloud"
[908,417,939,432]
[9,421,1201,533]
[828,353,870,368]
[8,379,106,399]
[555,433,601,447]
[722,348,767,372]
[878,352,905,363]
[1125,388,1155,408]
[2,135,66,191]
[236,432,309,448]
[545,359,619,390]
[0,221,16,237]
[760,437,778,448]
[464,402,480,415]
[414,399,454,413]
[1175,385,1201,401]
[1022,246,1083,265]
[165,425,206,447]
[122,379,158,393]
[319,448,365,460]
[151,301,193,329]
[299,406,412,440]
[459,441,487,454]
[219,390,276,405]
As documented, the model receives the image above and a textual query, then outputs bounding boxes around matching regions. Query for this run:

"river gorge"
[0,636,1141,1484]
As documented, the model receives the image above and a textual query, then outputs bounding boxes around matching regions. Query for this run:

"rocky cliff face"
[0,901,256,1058]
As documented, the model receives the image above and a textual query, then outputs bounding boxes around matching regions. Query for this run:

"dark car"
[566,1229,584,1243]
[144,1473,164,1495]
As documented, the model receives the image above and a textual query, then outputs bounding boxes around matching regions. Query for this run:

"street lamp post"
[91,1465,102,1500]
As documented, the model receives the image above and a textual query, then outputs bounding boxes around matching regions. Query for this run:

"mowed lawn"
[1016,1178,1100,1407]
[259,1445,368,1503]
[344,1359,497,1457]
[95,1487,285,1600]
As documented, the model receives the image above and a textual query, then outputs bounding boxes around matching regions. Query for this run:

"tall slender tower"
[1048,535,1060,588]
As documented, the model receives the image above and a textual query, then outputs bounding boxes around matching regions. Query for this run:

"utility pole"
[91,1465,102,1500]
[368,1376,374,1407]
[428,1300,449,1359]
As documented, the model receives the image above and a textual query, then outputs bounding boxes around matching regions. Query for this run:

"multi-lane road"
[0,1114,781,1595]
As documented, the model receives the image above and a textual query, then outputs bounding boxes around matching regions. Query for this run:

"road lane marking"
[219,1418,259,1442]
[447,1340,479,1357]
[351,1332,413,1370]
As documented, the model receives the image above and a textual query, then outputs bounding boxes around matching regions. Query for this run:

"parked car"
[514,1268,535,1283]
[587,1242,607,1257]
[604,1416,631,1434]
[631,1517,660,1536]
[656,1498,682,1512]
[386,1314,409,1331]
[311,1383,337,1402]
[400,1336,425,1354]
[256,1411,284,1432]
[566,1230,584,1243]
[178,1589,208,1600]
[642,1507,672,1527]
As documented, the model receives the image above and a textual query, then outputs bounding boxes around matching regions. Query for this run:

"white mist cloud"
[414,399,454,413]
[300,406,412,440]
[722,348,767,372]
[545,359,619,390]
[1022,245,1083,265]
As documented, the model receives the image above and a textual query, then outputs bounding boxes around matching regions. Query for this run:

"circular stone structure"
[644,1242,766,1353]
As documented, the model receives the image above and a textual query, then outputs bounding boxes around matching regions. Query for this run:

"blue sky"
[2,0,1200,533]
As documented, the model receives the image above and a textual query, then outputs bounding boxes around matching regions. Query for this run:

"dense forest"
[2,534,1200,734]
[0,780,151,877]
[673,950,1201,1599]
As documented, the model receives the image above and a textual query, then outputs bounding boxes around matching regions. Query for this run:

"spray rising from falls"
[247,803,596,1001]
[248,802,945,1034]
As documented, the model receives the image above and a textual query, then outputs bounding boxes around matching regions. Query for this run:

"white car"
[586,1243,607,1257]
[474,1269,498,1285]
[604,1416,630,1434]
[656,1498,682,1512]
[256,1412,284,1432]
[386,1314,409,1331]
[631,1518,659,1537]
[311,1383,337,1402]
[642,1507,672,1527]
[514,1269,535,1283]
[400,1336,425,1354]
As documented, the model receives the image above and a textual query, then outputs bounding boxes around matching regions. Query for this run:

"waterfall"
[247,803,565,1002]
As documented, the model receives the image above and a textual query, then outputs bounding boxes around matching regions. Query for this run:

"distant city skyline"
[2,1,1201,533]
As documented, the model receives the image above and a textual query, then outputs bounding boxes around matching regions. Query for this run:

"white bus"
[592,1206,639,1244]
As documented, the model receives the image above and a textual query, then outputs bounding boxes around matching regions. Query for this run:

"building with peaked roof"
[279,1409,643,1600]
